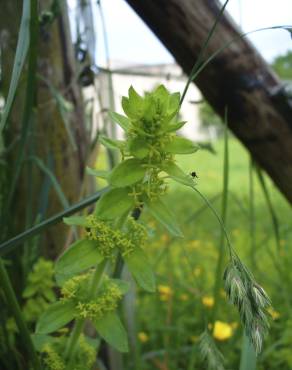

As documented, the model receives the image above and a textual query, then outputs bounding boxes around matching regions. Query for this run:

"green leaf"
[55,239,103,283]
[162,121,187,133]
[86,167,109,180]
[128,86,144,108]
[109,158,146,187]
[109,111,131,132]
[153,85,169,114]
[36,301,75,334]
[153,85,169,101]
[144,197,183,237]
[95,187,135,220]
[0,1,29,133]
[63,216,90,227]
[164,137,199,154]
[110,279,130,294]
[122,97,137,119]
[128,138,149,159]
[31,334,55,351]
[94,312,128,353]
[161,161,194,187]
[124,247,156,292]
[168,92,180,114]
[99,135,126,151]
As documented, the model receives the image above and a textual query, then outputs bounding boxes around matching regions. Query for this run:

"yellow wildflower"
[193,267,202,277]
[138,332,149,343]
[158,285,173,301]
[213,321,233,341]
[267,307,280,320]
[179,293,189,301]
[160,234,169,243]
[189,240,201,249]
[202,296,214,308]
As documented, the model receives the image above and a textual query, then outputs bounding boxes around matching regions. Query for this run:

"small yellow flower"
[202,296,214,308]
[180,293,189,301]
[158,285,173,301]
[267,307,280,320]
[138,332,149,343]
[193,267,202,277]
[160,234,169,243]
[213,321,233,341]
[189,240,201,249]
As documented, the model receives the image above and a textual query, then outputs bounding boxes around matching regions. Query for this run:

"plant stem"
[0,259,41,370]
[64,319,85,363]
[249,159,256,269]
[64,260,107,368]
[211,112,229,323]
[192,186,233,258]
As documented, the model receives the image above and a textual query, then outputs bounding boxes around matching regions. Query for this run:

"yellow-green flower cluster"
[41,335,96,370]
[74,335,96,369]
[43,344,65,370]
[86,215,147,258]
[76,280,122,320]
[86,216,116,258]
[61,274,89,301]
[61,274,122,321]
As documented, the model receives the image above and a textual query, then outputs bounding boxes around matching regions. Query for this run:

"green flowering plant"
[35,85,271,368]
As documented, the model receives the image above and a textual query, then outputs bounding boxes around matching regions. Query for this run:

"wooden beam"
[126,0,292,203]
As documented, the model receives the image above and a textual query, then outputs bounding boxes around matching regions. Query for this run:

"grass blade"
[255,167,281,252]
[0,187,108,256]
[180,0,230,105]
[0,1,30,133]
[29,156,69,209]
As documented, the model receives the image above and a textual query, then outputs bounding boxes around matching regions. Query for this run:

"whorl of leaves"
[199,331,225,370]
[223,256,271,354]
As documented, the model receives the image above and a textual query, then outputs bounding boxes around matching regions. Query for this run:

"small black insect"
[191,171,198,178]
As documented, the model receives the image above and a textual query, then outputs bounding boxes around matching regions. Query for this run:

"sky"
[68,0,292,66]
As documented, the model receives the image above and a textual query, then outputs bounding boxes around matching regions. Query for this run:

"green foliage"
[36,301,75,334]
[0,0,30,133]
[272,51,292,80]
[199,331,225,370]
[94,187,135,220]
[22,258,56,324]
[144,196,183,237]
[93,312,128,353]
[39,334,97,370]
[124,247,156,292]
[55,239,104,284]
[34,85,200,364]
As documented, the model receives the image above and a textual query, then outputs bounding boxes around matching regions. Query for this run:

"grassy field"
[106,136,292,370]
